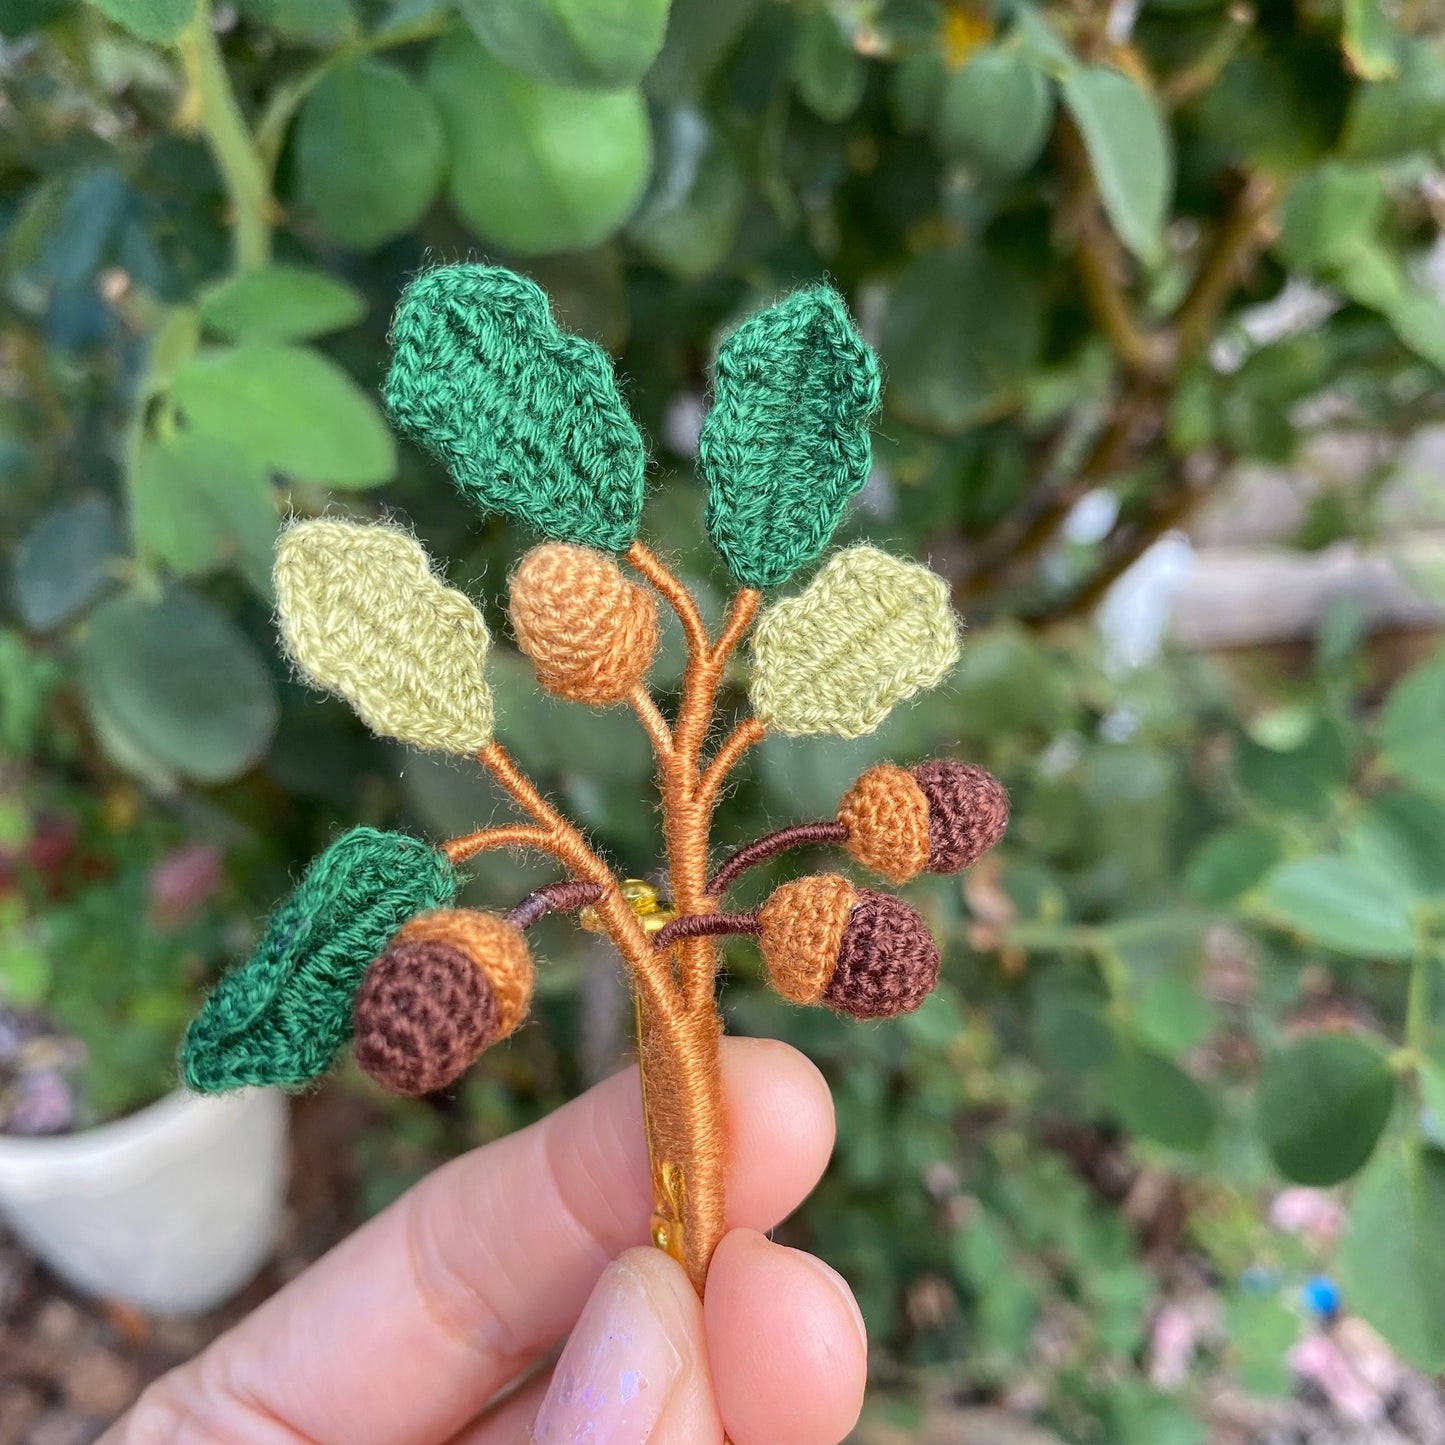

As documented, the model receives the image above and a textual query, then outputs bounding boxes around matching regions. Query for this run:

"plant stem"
[1406,935,1431,1069]
[177,0,273,270]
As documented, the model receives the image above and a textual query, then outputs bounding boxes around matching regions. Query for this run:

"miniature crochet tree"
[179,265,1009,1293]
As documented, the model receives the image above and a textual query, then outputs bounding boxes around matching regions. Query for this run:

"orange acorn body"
[758,874,940,1019]
[509,542,658,705]
[839,759,1008,882]
[353,909,533,1096]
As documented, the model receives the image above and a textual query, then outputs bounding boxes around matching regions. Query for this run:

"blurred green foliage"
[3,0,1445,1433]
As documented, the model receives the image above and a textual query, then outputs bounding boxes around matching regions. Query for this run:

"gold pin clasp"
[581,879,677,937]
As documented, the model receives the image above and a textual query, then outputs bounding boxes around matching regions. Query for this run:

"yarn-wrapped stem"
[621,541,765,1290]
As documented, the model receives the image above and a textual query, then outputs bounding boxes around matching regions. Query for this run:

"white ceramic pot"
[0,1087,288,1314]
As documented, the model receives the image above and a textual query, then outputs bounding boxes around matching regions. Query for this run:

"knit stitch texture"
[180,828,457,1092]
[352,937,500,1096]
[838,763,931,884]
[396,909,534,1038]
[510,543,658,705]
[275,519,494,754]
[750,545,961,737]
[385,265,645,552]
[911,760,1011,872]
[758,874,857,1006]
[698,286,880,590]
[825,889,939,1019]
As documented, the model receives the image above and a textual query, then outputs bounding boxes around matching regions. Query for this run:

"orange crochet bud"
[838,760,1008,883]
[352,910,533,1096]
[757,874,940,1020]
[509,542,658,705]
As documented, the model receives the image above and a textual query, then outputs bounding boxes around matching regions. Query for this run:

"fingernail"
[528,1258,684,1443]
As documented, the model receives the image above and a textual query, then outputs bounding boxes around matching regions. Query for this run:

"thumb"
[522,1247,722,1444]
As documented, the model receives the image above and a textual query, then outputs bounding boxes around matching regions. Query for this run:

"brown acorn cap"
[837,763,931,885]
[757,874,857,1006]
[353,938,499,1096]
[823,889,940,1020]
[910,760,1010,873]
[509,542,659,705]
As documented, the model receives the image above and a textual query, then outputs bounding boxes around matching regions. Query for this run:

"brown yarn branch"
[696,716,766,812]
[707,821,849,898]
[505,879,606,929]
[475,741,679,1027]
[626,540,710,658]
[615,546,764,1289]
[629,683,673,760]
[440,824,558,865]
[652,912,760,952]
[961,166,1280,612]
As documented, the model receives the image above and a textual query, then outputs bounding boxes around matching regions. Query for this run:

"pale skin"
[102,1038,867,1445]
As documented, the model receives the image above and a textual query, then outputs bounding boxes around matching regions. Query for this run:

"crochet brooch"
[179,266,1008,1293]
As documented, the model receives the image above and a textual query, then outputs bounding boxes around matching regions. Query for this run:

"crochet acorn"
[352,910,534,1096]
[179,264,1010,1298]
[839,760,1010,885]
[758,875,940,1019]
[509,542,658,705]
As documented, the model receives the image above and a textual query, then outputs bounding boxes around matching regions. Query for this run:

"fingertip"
[720,1037,836,1229]
[704,1228,868,1445]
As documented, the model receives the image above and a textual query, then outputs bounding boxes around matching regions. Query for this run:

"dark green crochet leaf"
[699,286,880,590]
[180,828,456,1092]
[384,265,645,551]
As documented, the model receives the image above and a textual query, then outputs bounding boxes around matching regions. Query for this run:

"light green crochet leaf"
[750,546,960,738]
[274,518,494,754]
[384,264,645,551]
[180,829,456,1093]
[699,286,880,590]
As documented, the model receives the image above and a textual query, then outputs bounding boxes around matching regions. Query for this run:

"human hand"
[105,1037,865,1444]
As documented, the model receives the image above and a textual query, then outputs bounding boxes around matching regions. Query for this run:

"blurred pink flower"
[148,843,223,929]
[1269,1187,1344,1246]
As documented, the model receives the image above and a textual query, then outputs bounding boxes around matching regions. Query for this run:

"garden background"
[3,0,1445,1437]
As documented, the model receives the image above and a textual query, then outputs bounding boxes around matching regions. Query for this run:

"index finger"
[115,1036,835,1445]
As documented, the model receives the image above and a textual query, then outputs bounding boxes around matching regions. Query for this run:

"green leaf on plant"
[294,58,447,252]
[78,586,279,785]
[1061,65,1172,264]
[1100,1034,1216,1152]
[84,0,193,42]
[1342,0,1398,81]
[171,343,395,488]
[1134,973,1216,1056]
[1378,651,1445,801]
[882,242,1044,433]
[459,0,670,89]
[934,46,1054,177]
[1184,823,1283,904]
[1257,1032,1395,1185]
[428,31,652,255]
[0,931,51,1007]
[234,0,354,42]
[1342,36,1445,160]
[198,264,366,342]
[180,828,456,1092]
[133,433,277,589]
[629,110,746,280]
[1276,164,1385,273]
[792,8,866,122]
[699,285,878,589]
[1254,853,1415,959]
[13,496,122,631]
[1345,793,1445,902]
[1341,1142,1445,1370]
